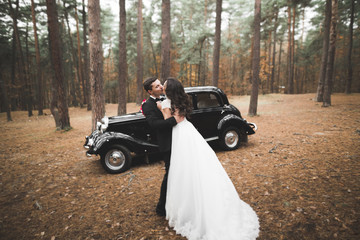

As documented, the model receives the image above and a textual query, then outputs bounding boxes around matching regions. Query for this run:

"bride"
[157,77,260,240]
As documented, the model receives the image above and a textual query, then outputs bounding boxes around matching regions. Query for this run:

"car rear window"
[196,93,220,108]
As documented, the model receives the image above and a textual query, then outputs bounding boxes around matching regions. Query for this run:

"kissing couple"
[142,77,260,240]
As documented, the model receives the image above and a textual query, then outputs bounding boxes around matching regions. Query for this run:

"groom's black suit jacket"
[142,97,177,153]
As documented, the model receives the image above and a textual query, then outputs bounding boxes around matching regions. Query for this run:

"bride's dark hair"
[165,77,192,119]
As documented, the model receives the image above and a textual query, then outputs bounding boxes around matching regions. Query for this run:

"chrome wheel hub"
[225,131,239,148]
[106,150,126,170]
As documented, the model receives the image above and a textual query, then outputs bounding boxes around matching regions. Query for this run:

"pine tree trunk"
[291,6,296,94]
[64,3,82,107]
[0,72,12,121]
[31,0,43,115]
[267,28,272,93]
[200,0,208,86]
[50,75,60,128]
[323,0,338,107]
[8,0,32,116]
[145,25,158,77]
[249,0,261,116]
[82,0,91,111]
[25,24,33,117]
[118,0,127,115]
[88,0,105,130]
[46,0,71,130]
[277,37,283,93]
[160,0,171,82]
[299,8,305,93]
[316,0,331,102]
[198,36,206,86]
[136,0,144,105]
[345,0,354,94]
[287,4,293,94]
[212,0,222,87]
[75,6,86,106]
[271,9,278,93]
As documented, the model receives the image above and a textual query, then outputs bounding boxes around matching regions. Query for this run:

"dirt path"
[0,93,359,240]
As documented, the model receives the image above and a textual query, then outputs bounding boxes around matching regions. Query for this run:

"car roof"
[184,86,221,94]
[184,86,229,105]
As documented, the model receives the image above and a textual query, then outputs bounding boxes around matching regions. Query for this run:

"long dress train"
[166,119,260,240]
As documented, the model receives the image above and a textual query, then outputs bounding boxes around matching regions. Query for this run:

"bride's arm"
[156,101,173,120]
[157,99,184,122]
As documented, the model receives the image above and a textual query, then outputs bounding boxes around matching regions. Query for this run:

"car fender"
[91,132,158,155]
[217,114,256,135]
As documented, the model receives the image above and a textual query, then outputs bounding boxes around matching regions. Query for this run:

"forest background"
[0,0,359,129]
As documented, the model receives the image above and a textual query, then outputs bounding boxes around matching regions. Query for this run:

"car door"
[189,92,223,140]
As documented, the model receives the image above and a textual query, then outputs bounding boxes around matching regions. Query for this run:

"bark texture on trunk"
[323,0,338,107]
[118,0,127,115]
[212,0,222,87]
[160,0,171,82]
[46,0,70,129]
[88,0,105,130]
[136,0,144,105]
[249,0,261,116]
[345,0,354,94]
[316,0,331,102]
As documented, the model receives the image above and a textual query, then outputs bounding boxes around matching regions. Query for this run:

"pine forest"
[0,0,359,128]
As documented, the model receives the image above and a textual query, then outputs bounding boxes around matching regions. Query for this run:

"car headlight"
[88,138,94,146]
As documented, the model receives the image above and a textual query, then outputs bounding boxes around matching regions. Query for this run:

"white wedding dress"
[162,100,260,240]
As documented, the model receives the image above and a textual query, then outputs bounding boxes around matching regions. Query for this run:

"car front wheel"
[220,127,242,151]
[100,145,132,174]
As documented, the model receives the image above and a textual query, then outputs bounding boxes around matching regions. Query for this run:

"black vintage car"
[84,86,257,174]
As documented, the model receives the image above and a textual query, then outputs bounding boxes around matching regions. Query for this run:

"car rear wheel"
[101,145,132,174]
[220,127,242,151]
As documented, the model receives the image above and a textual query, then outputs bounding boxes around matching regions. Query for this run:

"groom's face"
[149,79,164,98]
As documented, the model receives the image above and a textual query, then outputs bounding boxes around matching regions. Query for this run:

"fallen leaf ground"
[0,93,359,240]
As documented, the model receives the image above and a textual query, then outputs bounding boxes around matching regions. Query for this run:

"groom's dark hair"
[143,77,158,92]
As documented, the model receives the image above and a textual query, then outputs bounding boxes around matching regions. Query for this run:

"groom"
[142,77,178,216]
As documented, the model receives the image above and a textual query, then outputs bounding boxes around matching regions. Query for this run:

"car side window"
[187,94,195,109]
[196,93,220,109]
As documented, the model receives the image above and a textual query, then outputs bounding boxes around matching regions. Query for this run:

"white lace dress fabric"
[163,99,260,240]
[161,98,171,109]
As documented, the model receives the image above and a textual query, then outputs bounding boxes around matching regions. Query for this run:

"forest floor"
[0,93,359,240]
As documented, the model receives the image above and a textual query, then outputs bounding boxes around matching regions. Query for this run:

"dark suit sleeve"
[142,100,177,130]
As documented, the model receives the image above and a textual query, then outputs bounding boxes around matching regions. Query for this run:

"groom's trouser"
[157,151,171,212]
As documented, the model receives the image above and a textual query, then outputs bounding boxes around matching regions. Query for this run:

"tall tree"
[249,0,261,116]
[8,0,32,117]
[291,5,296,93]
[75,5,86,106]
[160,0,171,82]
[46,0,71,130]
[316,0,331,101]
[63,2,81,107]
[286,3,294,94]
[88,0,105,130]
[31,0,43,116]
[136,0,143,105]
[212,0,222,87]
[345,0,354,94]
[270,7,279,93]
[118,0,127,115]
[323,0,338,107]
[0,36,12,121]
[82,0,91,111]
